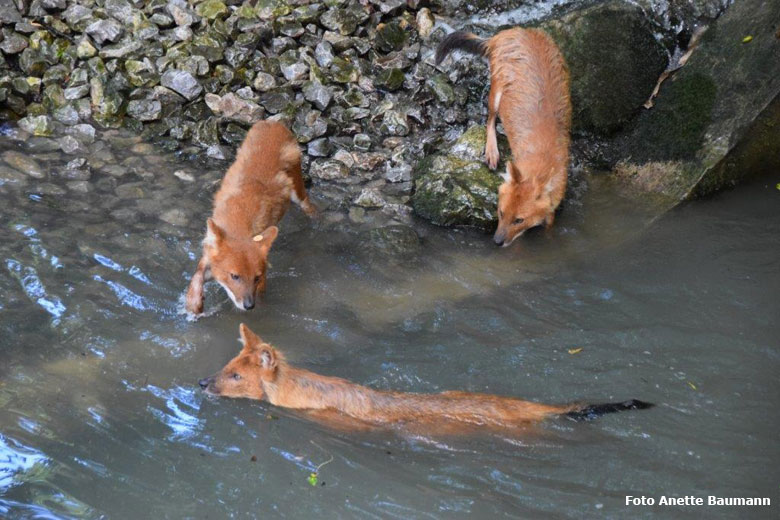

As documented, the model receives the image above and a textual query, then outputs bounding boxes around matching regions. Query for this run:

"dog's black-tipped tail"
[435,31,488,65]
[565,399,654,422]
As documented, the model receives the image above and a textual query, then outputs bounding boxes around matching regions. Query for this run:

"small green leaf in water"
[775,183,780,190]
[687,381,698,390]
[308,472,318,486]
[741,35,753,43]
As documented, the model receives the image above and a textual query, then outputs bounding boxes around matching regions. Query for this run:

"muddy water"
[0,128,778,519]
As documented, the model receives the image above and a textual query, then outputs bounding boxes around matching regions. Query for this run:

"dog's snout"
[243,298,255,310]
[493,232,505,246]
[199,377,212,389]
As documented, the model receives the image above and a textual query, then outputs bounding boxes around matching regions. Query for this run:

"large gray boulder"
[609,0,780,199]
[541,1,668,135]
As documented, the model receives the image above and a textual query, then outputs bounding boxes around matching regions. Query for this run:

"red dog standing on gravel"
[436,28,572,246]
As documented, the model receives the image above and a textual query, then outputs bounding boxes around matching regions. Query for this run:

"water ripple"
[5,259,66,319]
[0,433,49,492]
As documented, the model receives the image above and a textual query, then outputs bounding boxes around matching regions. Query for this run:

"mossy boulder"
[609,0,780,200]
[542,1,668,135]
[412,125,506,230]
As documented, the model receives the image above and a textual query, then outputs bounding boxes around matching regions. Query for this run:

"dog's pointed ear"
[502,162,523,183]
[253,226,279,254]
[258,345,278,371]
[205,218,225,248]
[239,323,262,351]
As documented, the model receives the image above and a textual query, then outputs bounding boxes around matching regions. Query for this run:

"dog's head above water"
[199,323,282,400]
[203,219,278,310]
[494,163,557,246]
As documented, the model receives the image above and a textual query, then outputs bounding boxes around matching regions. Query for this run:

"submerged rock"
[3,150,46,178]
[362,224,421,258]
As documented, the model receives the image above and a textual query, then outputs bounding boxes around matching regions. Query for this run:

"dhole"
[199,324,653,433]
[436,29,572,246]
[185,121,315,315]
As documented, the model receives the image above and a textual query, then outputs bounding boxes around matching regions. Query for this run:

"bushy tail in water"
[435,31,488,65]
[565,399,654,422]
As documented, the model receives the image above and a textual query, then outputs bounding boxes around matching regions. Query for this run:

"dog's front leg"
[485,87,501,169]
[186,256,209,315]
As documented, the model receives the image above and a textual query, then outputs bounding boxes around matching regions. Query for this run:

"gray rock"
[0,0,22,24]
[58,136,82,154]
[76,37,97,58]
[253,72,277,92]
[412,125,502,230]
[380,110,409,136]
[292,110,328,143]
[204,93,263,123]
[314,41,335,68]
[127,99,163,121]
[41,0,66,9]
[320,8,358,36]
[332,149,355,168]
[104,0,135,25]
[150,13,174,27]
[0,30,27,54]
[279,51,309,81]
[310,159,350,180]
[206,145,227,160]
[100,39,142,59]
[173,26,193,41]
[85,19,124,45]
[542,1,667,134]
[353,133,371,151]
[125,58,158,87]
[303,81,333,110]
[374,21,406,53]
[64,84,90,100]
[66,124,96,143]
[161,69,202,100]
[307,138,332,157]
[167,0,197,27]
[354,188,385,208]
[18,115,55,137]
[53,105,80,125]
[62,4,92,26]
[385,163,412,183]
[259,90,294,114]
[416,8,435,39]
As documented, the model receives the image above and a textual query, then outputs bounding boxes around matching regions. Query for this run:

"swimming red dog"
[436,28,572,246]
[199,324,652,433]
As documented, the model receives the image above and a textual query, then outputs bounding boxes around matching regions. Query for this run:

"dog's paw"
[485,145,499,170]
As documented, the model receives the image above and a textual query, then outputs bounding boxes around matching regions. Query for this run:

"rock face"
[412,125,504,230]
[609,0,780,200]
[542,1,668,135]
[0,0,762,227]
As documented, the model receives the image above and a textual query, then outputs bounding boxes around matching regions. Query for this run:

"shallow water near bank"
[0,128,778,519]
